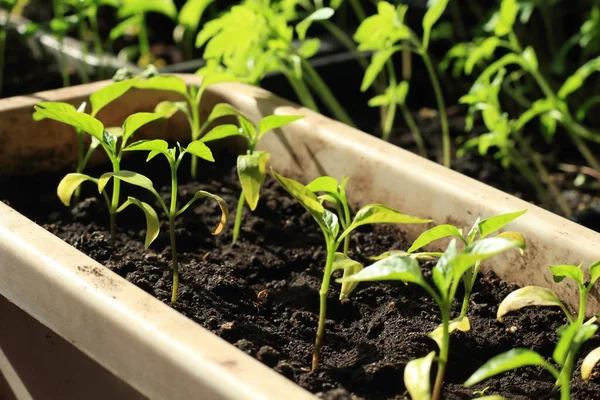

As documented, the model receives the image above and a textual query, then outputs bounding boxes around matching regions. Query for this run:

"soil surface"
[3,154,600,400]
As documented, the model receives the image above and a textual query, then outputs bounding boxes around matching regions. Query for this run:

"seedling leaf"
[582,346,600,381]
[478,210,527,239]
[122,112,165,143]
[257,115,303,139]
[423,0,450,49]
[90,78,139,116]
[125,139,170,157]
[404,351,435,400]
[271,170,324,216]
[497,286,564,322]
[177,191,228,234]
[554,323,598,365]
[117,197,160,248]
[589,261,600,286]
[186,140,215,162]
[337,255,426,287]
[201,124,244,142]
[135,75,189,97]
[348,205,432,231]
[178,0,214,36]
[362,48,398,92]
[296,8,334,41]
[32,102,77,121]
[238,151,270,211]
[549,264,584,285]
[433,240,458,294]
[452,235,526,279]
[307,176,340,195]
[57,173,97,206]
[33,106,104,140]
[98,170,159,199]
[155,101,188,118]
[429,316,470,349]
[408,224,465,253]
[331,252,363,300]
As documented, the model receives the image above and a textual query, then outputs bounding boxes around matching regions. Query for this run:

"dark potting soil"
[3,153,600,400]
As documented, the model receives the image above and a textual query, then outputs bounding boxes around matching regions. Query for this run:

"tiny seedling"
[201,103,303,242]
[272,170,432,371]
[340,225,526,400]
[465,261,600,400]
[100,139,228,303]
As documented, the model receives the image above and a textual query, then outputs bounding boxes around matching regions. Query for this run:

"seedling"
[354,0,451,166]
[340,223,526,400]
[272,170,431,370]
[33,85,165,245]
[134,71,239,178]
[201,104,303,242]
[465,261,600,399]
[99,139,228,303]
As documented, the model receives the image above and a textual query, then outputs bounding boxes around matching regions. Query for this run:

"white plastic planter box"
[1,75,600,399]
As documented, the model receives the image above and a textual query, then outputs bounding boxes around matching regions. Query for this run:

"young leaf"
[155,101,188,118]
[296,8,334,41]
[549,264,584,285]
[492,0,519,37]
[57,173,97,206]
[478,210,527,239]
[331,253,364,300]
[306,176,340,195]
[178,0,214,37]
[404,351,435,400]
[90,78,139,116]
[109,14,142,41]
[98,171,160,200]
[119,0,177,19]
[257,115,304,139]
[554,323,598,366]
[408,224,465,253]
[135,75,189,97]
[186,140,215,162]
[237,151,270,211]
[121,112,165,143]
[201,124,245,142]
[33,107,104,140]
[361,48,399,92]
[422,0,450,49]
[464,349,556,387]
[497,286,565,322]
[176,191,228,234]
[347,205,432,231]
[117,197,160,248]
[582,346,600,381]
[452,235,526,278]
[125,139,170,157]
[590,260,600,286]
[429,316,470,349]
[32,102,77,121]
[433,240,458,293]
[271,170,324,217]
[337,255,427,287]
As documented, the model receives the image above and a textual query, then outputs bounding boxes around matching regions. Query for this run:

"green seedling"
[272,170,431,371]
[33,78,140,201]
[195,0,354,127]
[201,104,303,243]
[33,84,166,245]
[174,0,214,60]
[134,71,239,179]
[354,0,451,166]
[99,139,228,303]
[110,0,177,67]
[340,227,526,400]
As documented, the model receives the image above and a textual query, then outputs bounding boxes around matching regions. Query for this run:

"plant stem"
[382,61,397,141]
[348,0,366,21]
[169,164,179,304]
[300,58,355,127]
[285,71,320,112]
[233,191,245,244]
[312,243,336,371]
[421,51,450,168]
[190,100,201,179]
[74,130,84,201]
[320,20,368,70]
[138,13,151,64]
[432,306,450,400]
[400,103,427,157]
[109,159,121,245]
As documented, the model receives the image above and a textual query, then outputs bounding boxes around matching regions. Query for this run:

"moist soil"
[3,153,600,400]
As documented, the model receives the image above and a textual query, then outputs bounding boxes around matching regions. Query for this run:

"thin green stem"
[382,61,397,141]
[348,0,366,21]
[233,191,245,244]
[169,163,179,304]
[138,13,151,64]
[285,71,320,112]
[300,58,355,127]
[312,242,336,371]
[421,51,450,168]
[109,158,121,245]
[578,286,587,325]
[507,147,552,209]
[190,99,201,179]
[74,131,84,201]
[432,305,450,400]
[320,20,368,70]
[400,103,427,157]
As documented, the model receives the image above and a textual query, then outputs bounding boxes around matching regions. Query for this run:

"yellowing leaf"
[177,191,228,235]
[117,197,160,248]
[237,151,270,211]
[404,351,435,400]
[57,173,97,206]
[429,316,470,349]
[497,286,565,322]
[582,346,600,381]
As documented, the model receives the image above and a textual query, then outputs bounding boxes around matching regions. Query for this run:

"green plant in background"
[201,104,303,243]
[33,84,166,245]
[273,169,432,370]
[99,139,228,303]
[133,70,240,179]
[354,0,451,166]
[340,217,526,400]
[110,0,177,67]
[173,0,214,60]
[465,260,600,400]
[450,0,600,178]
[195,0,354,127]
[0,0,18,97]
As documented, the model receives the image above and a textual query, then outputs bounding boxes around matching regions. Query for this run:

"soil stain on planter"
[3,155,600,400]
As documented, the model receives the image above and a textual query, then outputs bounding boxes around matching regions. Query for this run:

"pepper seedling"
[134,70,239,179]
[339,231,526,400]
[99,139,228,303]
[201,103,303,242]
[33,85,165,245]
[272,170,432,371]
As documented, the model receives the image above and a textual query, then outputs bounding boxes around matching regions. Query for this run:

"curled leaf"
[57,173,97,206]
[404,351,435,400]
[497,286,565,322]
[331,253,364,300]
[117,197,160,248]
[429,316,470,350]
[582,346,600,381]
[177,191,229,235]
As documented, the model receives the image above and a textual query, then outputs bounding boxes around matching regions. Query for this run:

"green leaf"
[109,15,142,41]
[337,255,427,287]
[296,7,334,41]
[478,210,527,239]
[119,0,177,19]
[185,140,215,162]
[429,316,470,349]
[57,173,97,206]
[361,48,399,92]
[154,101,188,118]
[582,346,600,381]
[125,139,170,158]
[522,47,538,72]
[452,235,526,279]
[178,0,214,36]
[554,323,597,366]
[122,112,165,143]
[135,75,189,97]
[493,0,519,36]
[408,224,465,253]
[589,261,600,286]
[464,349,554,387]
[298,38,320,58]
[176,191,228,235]
[32,102,77,121]
[201,124,245,142]
[369,250,443,261]
[257,115,304,139]
[98,171,160,200]
[465,37,501,75]
[237,151,270,211]
[306,176,340,194]
[207,103,256,140]
[331,253,364,300]
[90,78,139,117]
[549,264,584,285]
[422,0,450,49]
[33,106,104,141]
[404,351,435,400]
[117,197,160,248]
[347,205,432,232]
[496,286,564,322]
[433,240,458,294]
[558,57,600,99]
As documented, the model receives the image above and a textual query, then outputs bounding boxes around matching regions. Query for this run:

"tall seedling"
[272,170,432,370]
[201,104,303,242]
